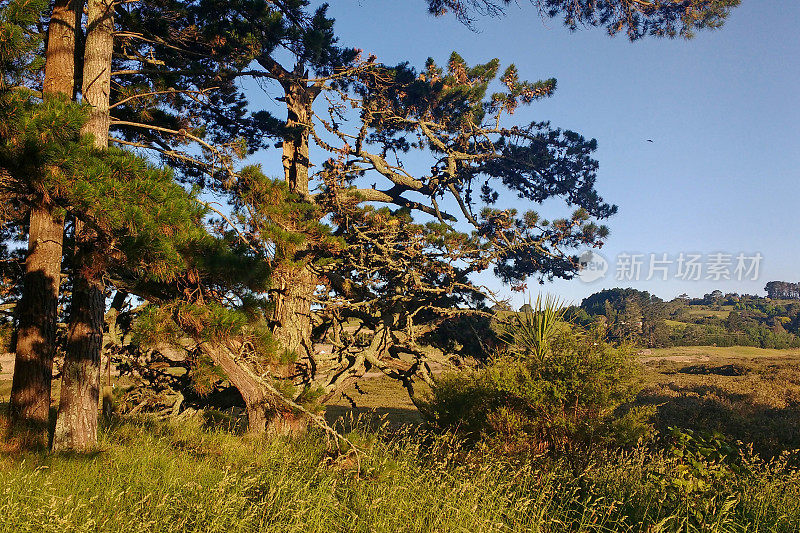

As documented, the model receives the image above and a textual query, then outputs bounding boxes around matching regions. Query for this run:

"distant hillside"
[562,288,800,349]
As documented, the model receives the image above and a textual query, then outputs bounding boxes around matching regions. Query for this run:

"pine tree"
[95,1,740,428]
[2,0,78,447]
[51,0,115,452]
[1,0,255,448]
[3,0,745,439]
[65,0,357,432]
[426,0,740,39]
[263,52,616,404]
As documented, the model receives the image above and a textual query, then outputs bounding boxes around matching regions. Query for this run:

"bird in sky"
[646,139,654,143]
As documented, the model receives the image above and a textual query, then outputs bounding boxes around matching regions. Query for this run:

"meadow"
[5,346,800,532]
[2,411,800,532]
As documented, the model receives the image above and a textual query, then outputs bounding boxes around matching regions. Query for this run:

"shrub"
[422,323,650,454]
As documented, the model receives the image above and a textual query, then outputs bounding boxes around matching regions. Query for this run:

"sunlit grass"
[646,346,800,359]
[2,417,800,532]
[684,308,732,319]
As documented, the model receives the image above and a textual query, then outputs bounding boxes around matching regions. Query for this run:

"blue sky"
[253,1,800,307]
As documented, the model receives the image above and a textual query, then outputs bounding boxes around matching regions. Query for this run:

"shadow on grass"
[325,405,423,433]
[678,364,749,376]
[638,384,800,457]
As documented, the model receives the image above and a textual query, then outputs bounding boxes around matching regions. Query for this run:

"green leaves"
[499,293,567,361]
[426,0,741,40]
[231,164,338,266]
[424,322,644,452]
[652,427,746,528]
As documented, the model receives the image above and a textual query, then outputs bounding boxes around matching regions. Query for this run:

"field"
[3,414,800,532]
[5,346,800,531]
[683,307,733,319]
[6,345,800,453]
[324,346,800,456]
[637,346,800,456]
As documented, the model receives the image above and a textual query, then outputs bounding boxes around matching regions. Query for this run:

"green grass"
[684,308,731,319]
[6,345,800,531]
[3,417,800,532]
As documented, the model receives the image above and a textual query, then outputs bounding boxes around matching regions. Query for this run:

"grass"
[325,376,425,428]
[637,346,800,456]
[3,416,800,532]
[646,346,800,359]
[331,346,800,456]
[5,345,800,531]
[684,308,731,319]
[0,381,10,401]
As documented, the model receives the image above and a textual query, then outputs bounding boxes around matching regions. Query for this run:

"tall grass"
[2,417,800,532]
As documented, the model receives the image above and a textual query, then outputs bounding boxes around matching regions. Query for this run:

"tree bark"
[42,0,82,100]
[9,208,65,441]
[50,262,104,450]
[198,342,305,435]
[270,78,317,363]
[270,263,316,362]
[52,0,113,452]
[8,0,80,446]
[281,79,312,197]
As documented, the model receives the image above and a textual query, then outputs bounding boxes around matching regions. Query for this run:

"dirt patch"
[0,352,13,380]
[639,355,711,364]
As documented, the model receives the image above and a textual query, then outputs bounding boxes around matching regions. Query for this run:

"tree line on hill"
[765,281,800,300]
[560,288,800,349]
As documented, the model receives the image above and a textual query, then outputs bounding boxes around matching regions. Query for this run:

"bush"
[422,324,650,454]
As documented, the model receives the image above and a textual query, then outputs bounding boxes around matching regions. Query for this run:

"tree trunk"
[270,263,316,362]
[42,0,82,100]
[51,257,104,450]
[198,342,305,435]
[203,343,269,433]
[9,208,65,442]
[8,0,80,446]
[281,79,312,197]
[270,78,317,363]
[52,0,113,452]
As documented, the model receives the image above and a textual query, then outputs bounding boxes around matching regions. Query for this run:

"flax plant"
[499,294,567,362]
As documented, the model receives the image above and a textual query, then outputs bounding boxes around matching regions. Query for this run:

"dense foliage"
[423,318,649,454]
[572,288,800,349]
[427,0,741,39]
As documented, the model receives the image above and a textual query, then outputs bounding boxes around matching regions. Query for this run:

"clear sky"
[254,1,800,308]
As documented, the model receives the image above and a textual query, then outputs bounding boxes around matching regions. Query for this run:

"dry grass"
[637,346,800,456]
[2,416,800,532]
[324,376,428,429]
[646,346,800,360]
[4,345,800,530]
[324,345,800,456]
